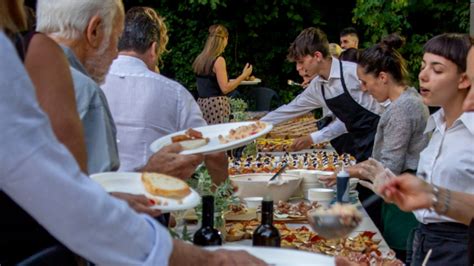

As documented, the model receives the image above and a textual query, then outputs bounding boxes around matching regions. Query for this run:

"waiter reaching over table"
[261,27,384,162]
[261,27,385,227]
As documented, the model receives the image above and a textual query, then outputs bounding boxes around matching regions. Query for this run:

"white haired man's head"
[36,0,125,84]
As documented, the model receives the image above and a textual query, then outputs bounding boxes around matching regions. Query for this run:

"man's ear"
[85,15,103,49]
[313,51,324,62]
[458,72,471,91]
[149,41,158,59]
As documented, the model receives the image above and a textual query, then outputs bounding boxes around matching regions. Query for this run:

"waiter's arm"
[310,118,347,144]
[261,84,323,125]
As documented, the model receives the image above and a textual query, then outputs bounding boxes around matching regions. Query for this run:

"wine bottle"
[252,200,280,247]
[193,195,222,246]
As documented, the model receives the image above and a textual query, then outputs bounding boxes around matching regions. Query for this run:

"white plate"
[90,172,200,212]
[150,121,273,155]
[205,246,334,265]
[230,78,262,85]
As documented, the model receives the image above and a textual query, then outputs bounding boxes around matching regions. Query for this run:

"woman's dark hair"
[358,33,408,85]
[423,33,471,73]
[287,27,329,61]
[339,48,360,63]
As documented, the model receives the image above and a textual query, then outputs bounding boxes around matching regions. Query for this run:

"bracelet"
[430,185,451,215]
[429,185,439,213]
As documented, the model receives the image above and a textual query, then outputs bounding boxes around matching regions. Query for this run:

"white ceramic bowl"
[230,173,302,202]
[307,188,335,200]
[300,170,334,182]
[244,197,263,209]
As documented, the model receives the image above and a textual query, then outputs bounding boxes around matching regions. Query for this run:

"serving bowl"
[307,204,362,239]
[230,173,302,202]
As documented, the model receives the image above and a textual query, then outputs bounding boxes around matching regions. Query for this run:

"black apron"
[469,219,474,266]
[410,222,469,266]
[320,59,380,162]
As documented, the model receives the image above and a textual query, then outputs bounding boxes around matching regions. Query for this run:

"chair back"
[17,245,77,266]
[247,87,280,111]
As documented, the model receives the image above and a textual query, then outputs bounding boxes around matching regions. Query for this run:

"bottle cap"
[337,168,350,178]
[261,199,273,213]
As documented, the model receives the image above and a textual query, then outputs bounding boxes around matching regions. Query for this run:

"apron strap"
[321,59,348,100]
[338,59,349,93]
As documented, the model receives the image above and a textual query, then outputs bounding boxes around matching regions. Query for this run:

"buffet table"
[179,200,390,256]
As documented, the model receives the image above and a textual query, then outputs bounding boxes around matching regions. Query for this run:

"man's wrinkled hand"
[319,172,337,187]
[209,250,267,266]
[143,143,204,179]
[290,136,313,151]
[110,192,161,217]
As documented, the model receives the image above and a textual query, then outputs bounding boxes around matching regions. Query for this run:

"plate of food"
[230,76,262,85]
[150,121,273,155]
[90,172,200,212]
[205,245,334,265]
[273,200,321,221]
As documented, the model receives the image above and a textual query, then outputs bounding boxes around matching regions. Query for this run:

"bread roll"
[141,172,191,199]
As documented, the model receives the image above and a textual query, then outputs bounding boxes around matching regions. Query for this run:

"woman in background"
[193,24,252,124]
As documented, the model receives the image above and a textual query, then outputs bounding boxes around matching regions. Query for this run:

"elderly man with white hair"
[35,0,204,208]
[36,0,199,178]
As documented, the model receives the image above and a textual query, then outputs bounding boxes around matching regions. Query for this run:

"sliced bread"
[178,138,209,150]
[141,172,191,199]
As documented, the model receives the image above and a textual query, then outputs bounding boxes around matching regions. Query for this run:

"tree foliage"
[353,0,469,85]
[124,0,354,103]
[124,0,468,103]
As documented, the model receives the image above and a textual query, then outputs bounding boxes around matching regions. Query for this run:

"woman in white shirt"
[410,33,473,265]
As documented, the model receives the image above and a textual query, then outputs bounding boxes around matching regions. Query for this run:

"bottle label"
[336,175,350,203]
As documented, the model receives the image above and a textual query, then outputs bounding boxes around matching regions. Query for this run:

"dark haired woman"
[410,33,472,265]
[357,34,429,262]
[193,24,252,124]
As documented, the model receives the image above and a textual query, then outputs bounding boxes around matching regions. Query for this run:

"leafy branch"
[189,166,238,228]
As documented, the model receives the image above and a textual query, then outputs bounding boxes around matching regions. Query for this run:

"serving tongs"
[287,79,303,87]
[268,163,288,182]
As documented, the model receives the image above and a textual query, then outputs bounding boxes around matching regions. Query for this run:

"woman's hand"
[241,63,253,79]
[379,173,433,211]
[110,192,162,217]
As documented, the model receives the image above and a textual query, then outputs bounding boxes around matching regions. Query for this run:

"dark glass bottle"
[252,200,281,247]
[193,195,222,246]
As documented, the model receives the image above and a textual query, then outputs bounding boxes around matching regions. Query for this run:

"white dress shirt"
[261,58,383,144]
[414,109,474,224]
[0,32,172,265]
[102,55,206,171]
